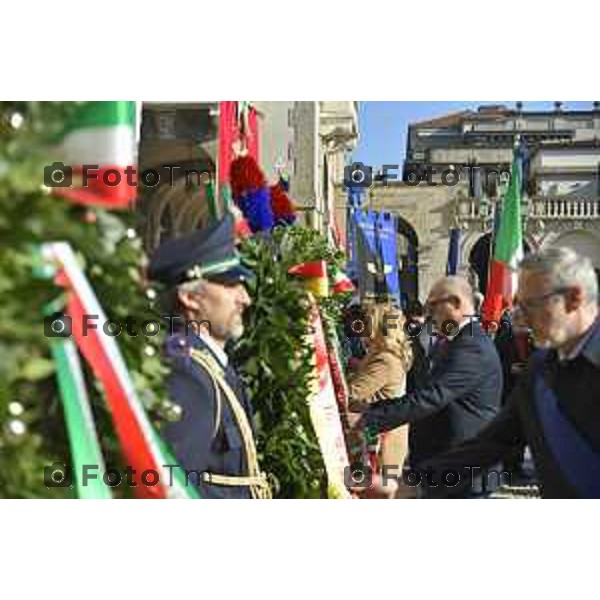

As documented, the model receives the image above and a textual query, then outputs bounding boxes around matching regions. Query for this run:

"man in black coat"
[352,276,503,496]
[421,247,600,499]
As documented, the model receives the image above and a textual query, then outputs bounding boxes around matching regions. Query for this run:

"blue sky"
[352,101,594,169]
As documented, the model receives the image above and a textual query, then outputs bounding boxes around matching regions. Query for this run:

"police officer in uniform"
[148,214,270,499]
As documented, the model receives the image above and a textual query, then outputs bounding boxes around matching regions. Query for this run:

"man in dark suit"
[421,247,600,499]
[352,276,503,497]
[148,215,270,499]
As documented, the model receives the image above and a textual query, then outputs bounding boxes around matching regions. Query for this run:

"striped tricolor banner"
[42,242,198,499]
[306,300,352,499]
[50,336,113,499]
[51,101,138,209]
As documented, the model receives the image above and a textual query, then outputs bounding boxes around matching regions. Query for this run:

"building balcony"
[455,195,600,226]
[529,196,600,219]
[455,197,496,222]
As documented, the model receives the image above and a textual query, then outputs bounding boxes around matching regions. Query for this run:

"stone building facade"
[137,101,359,251]
[278,101,358,233]
[336,103,600,304]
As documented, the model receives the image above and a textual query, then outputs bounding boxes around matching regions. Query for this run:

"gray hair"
[433,276,476,310]
[177,278,208,294]
[159,278,207,317]
[519,246,598,304]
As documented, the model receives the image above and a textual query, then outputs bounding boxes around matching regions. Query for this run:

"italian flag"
[482,149,524,324]
[331,266,354,294]
[52,101,138,209]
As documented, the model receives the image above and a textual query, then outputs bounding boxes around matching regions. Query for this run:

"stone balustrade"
[456,196,600,222]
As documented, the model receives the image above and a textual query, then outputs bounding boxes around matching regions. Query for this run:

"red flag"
[218,101,237,187]
[218,101,260,187]
[247,106,260,160]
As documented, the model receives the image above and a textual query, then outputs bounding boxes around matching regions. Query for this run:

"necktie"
[430,334,449,367]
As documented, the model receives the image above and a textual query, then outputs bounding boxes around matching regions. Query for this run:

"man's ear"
[177,289,201,312]
[564,286,584,312]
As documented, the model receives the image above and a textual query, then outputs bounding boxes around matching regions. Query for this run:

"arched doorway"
[469,233,531,295]
[397,217,419,309]
[137,159,215,253]
[137,103,217,253]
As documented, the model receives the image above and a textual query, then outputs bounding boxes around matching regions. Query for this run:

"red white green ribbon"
[306,299,351,499]
[50,336,112,499]
[291,259,358,496]
[42,242,198,499]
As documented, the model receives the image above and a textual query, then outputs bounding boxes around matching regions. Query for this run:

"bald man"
[352,276,503,497]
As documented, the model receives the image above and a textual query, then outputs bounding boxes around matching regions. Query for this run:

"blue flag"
[351,208,401,304]
[346,186,364,282]
[377,211,401,305]
[356,210,379,301]
[446,228,462,275]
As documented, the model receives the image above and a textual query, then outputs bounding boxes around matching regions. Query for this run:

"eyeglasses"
[513,287,570,317]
